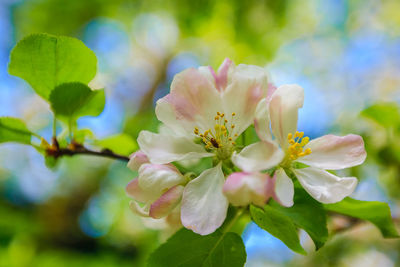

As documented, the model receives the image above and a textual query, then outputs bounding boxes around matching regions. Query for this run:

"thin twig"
[46,140,129,162]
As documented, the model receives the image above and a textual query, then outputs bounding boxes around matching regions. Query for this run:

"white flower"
[137,58,270,234]
[126,162,186,220]
[232,84,367,204]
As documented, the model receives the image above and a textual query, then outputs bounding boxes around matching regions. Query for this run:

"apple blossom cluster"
[125,58,367,236]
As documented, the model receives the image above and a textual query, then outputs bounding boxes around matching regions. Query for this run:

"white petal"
[127,151,149,171]
[162,67,223,133]
[149,185,184,219]
[222,64,268,136]
[298,134,367,170]
[273,169,294,207]
[138,130,212,164]
[126,178,152,203]
[206,58,234,91]
[181,164,228,235]
[138,163,186,201]
[254,98,272,141]
[269,84,304,149]
[155,98,195,136]
[129,201,150,217]
[293,167,358,204]
[231,141,284,172]
[223,172,268,206]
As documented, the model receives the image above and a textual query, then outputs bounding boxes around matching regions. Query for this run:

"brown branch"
[46,138,129,162]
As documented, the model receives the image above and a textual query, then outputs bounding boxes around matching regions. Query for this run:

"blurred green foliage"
[1,0,400,266]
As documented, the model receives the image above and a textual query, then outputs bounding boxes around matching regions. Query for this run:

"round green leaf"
[49,82,105,120]
[8,33,97,100]
[250,204,307,255]
[269,184,328,250]
[148,228,246,267]
[0,117,33,145]
[324,197,399,238]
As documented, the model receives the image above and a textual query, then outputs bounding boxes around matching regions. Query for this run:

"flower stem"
[223,207,246,233]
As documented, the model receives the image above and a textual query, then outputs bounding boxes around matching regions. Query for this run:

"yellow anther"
[286,131,312,161]
[300,137,309,146]
[232,112,236,116]
[195,111,239,152]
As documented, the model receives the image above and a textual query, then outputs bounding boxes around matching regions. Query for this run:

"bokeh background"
[1,0,400,266]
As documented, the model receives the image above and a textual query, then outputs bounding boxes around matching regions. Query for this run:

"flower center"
[286,131,312,161]
[194,111,238,160]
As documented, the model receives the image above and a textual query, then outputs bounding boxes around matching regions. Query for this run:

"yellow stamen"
[286,131,312,162]
[193,111,239,156]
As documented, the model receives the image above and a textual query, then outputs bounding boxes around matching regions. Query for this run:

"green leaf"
[9,33,97,100]
[361,103,400,128]
[95,134,137,155]
[269,185,328,250]
[0,117,33,145]
[147,228,246,267]
[250,204,307,254]
[324,197,399,238]
[49,82,105,120]
[73,128,95,143]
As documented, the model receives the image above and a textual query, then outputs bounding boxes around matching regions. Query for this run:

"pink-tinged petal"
[269,84,304,149]
[138,130,212,164]
[272,169,294,207]
[159,68,222,133]
[138,163,186,201]
[266,83,277,102]
[223,172,268,206]
[231,141,284,172]
[254,98,272,141]
[209,58,233,91]
[293,167,358,204]
[221,64,269,136]
[155,97,196,136]
[298,134,367,170]
[181,164,228,235]
[127,151,149,171]
[129,201,150,217]
[126,178,152,203]
[149,185,184,219]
